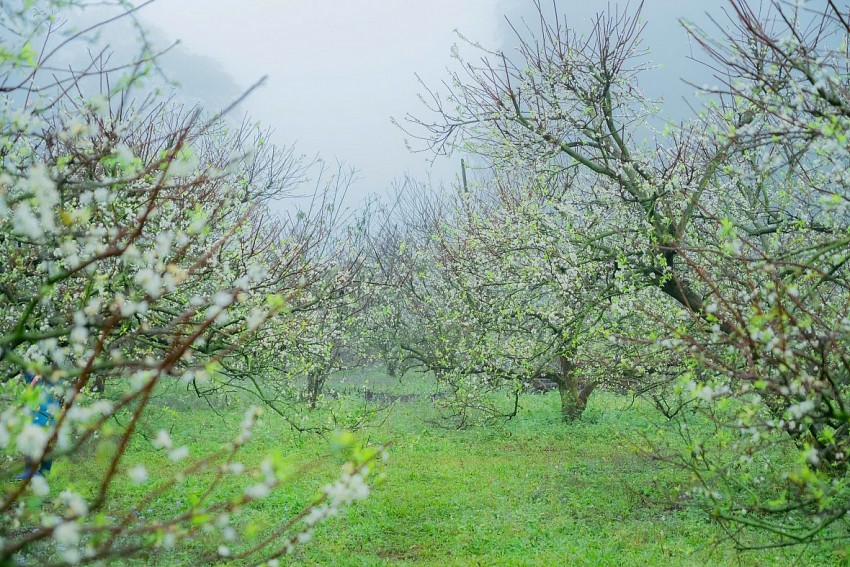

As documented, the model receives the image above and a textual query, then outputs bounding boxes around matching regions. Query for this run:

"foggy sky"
[136,1,732,206]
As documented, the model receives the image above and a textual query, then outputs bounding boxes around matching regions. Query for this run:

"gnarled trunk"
[305,370,323,410]
[555,355,597,421]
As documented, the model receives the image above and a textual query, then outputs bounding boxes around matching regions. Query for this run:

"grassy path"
[27,383,841,565]
[289,396,831,566]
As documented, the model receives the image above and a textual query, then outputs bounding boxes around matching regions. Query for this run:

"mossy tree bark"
[555,355,597,421]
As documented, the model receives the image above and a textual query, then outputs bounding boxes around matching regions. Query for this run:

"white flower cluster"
[270,463,374,557]
[786,399,816,420]
[304,463,370,528]
[0,407,22,449]
[128,464,148,485]
[235,406,261,446]
[10,164,59,241]
[59,490,89,517]
[16,423,49,460]
[243,451,277,500]
[322,466,371,516]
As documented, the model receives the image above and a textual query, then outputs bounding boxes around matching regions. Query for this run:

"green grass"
[5,371,846,565]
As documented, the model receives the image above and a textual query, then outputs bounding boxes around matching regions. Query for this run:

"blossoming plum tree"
[638,0,850,547]
[402,0,850,547]
[0,1,383,564]
[385,174,628,424]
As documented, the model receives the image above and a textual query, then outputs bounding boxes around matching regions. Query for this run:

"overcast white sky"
[139,1,511,205]
[137,1,722,206]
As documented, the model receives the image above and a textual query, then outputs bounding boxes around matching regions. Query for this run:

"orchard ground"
[13,370,843,566]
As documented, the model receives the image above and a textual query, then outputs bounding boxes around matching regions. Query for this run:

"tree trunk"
[556,355,597,421]
[305,370,324,411]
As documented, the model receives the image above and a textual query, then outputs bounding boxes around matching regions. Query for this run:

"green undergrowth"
[7,371,845,566]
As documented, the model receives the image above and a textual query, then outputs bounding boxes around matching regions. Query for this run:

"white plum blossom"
[246,308,266,331]
[129,465,148,485]
[93,187,110,204]
[244,483,270,499]
[304,505,333,527]
[83,298,102,318]
[155,231,173,259]
[696,386,714,402]
[54,521,81,545]
[787,400,816,420]
[804,446,820,466]
[16,423,49,459]
[166,150,199,178]
[63,548,82,565]
[212,291,232,308]
[70,326,88,345]
[168,446,189,462]
[12,203,43,239]
[113,144,136,169]
[60,490,88,517]
[130,370,154,392]
[30,475,50,497]
[153,430,173,450]
[61,118,90,138]
[11,108,44,133]
[188,214,207,234]
[120,299,149,317]
[259,456,277,486]
[134,268,163,298]
[324,470,370,508]
[55,422,72,451]
[205,305,226,324]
